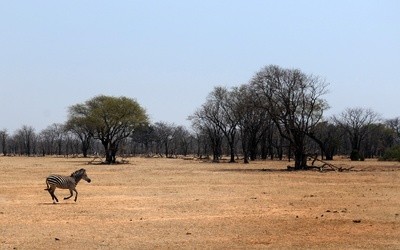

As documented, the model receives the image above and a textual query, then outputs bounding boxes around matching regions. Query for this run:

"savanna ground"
[0,156,399,249]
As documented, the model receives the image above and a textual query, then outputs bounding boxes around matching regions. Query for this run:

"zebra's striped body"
[44,168,91,203]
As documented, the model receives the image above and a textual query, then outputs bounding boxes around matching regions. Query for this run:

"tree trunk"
[104,149,117,164]
[111,149,117,163]
[102,141,115,164]
[294,150,307,169]
[324,148,334,160]
[241,135,249,164]
[1,136,6,156]
[350,135,362,161]
[105,150,112,163]
[260,134,267,160]
[165,141,169,158]
[229,141,235,163]
[243,151,249,164]
[209,134,221,163]
[248,133,258,161]
[350,150,363,161]
[293,142,307,169]
[82,141,89,158]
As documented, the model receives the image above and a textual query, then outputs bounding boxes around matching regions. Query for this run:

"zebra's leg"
[48,188,58,203]
[74,189,78,202]
[64,189,74,200]
[52,191,59,203]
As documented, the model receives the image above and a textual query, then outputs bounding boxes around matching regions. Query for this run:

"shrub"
[350,150,364,161]
[380,146,400,161]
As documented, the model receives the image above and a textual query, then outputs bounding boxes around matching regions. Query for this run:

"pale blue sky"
[0,1,399,132]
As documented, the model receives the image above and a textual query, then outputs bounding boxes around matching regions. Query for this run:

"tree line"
[1,65,399,167]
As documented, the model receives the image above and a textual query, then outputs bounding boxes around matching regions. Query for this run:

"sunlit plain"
[1,156,399,249]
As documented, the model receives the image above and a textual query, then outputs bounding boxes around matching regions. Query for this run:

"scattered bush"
[380,146,400,161]
[350,150,365,161]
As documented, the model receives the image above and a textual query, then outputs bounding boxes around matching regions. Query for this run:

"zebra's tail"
[44,179,50,191]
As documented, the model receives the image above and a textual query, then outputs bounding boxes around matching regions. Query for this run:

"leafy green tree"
[67,95,149,164]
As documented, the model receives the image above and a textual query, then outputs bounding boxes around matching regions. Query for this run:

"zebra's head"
[71,168,91,183]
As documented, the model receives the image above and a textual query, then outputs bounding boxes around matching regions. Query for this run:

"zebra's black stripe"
[46,175,74,189]
[45,168,91,203]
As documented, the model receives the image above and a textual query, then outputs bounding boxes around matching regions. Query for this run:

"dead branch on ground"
[310,154,354,172]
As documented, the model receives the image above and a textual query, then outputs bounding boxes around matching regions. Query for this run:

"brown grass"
[1,156,399,249]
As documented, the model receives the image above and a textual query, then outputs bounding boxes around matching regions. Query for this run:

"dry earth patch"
[1,157,399,249]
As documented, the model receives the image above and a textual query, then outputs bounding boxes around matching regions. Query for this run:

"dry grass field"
[1,156,399,249]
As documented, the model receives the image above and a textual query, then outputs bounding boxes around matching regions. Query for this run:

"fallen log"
[311,155,354,172]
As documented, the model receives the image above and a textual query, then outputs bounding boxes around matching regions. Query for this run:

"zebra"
[44,168,91,203]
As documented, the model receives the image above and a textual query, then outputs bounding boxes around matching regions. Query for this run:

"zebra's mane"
[70,168,86,177]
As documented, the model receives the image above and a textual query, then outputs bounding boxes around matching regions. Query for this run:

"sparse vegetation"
[1,66,400,167]
[381,146,400,161]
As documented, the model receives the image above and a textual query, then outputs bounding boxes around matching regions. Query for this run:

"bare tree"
[251,65,329,169]
[190,107,224,162]
[130,124,156,156]
[64,116,93,157]
[194,87,239,162]
[191,128,211,159]
[153,122,176,157]
[190,87,240,162]
[38,123,65,156]
[173,126,193,156]
[333,107,380,160]
[310,121,342,160]
[14,125,36,156]
[38,127,55,156]
[386,117,400,145]
[363,123,393,158]
[231,84,272,163]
